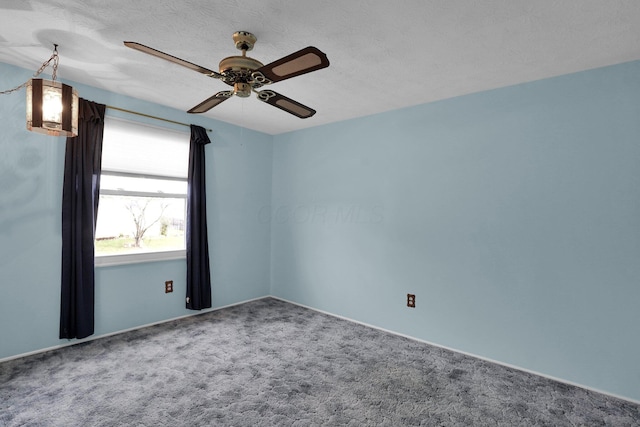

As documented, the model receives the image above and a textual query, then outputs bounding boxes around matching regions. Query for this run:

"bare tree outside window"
[95,194,186,256]
[124,198,169,248]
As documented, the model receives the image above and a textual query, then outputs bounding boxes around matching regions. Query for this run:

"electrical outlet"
[407,294,415,308]
[165,280,173,293]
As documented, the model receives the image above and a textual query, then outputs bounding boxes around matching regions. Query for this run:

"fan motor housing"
[218,56,264,74]
[218,32,266,93]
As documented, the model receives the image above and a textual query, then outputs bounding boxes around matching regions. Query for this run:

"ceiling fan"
[124,31,329,119]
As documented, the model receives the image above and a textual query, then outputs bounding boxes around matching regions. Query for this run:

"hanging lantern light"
[26,78,78,137]
[24,45,79,137]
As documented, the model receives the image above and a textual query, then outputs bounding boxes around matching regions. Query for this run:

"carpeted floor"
[1,298,639,426]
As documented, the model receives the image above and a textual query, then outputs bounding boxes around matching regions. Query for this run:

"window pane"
[101,174,187,196]
[95,195,186,256]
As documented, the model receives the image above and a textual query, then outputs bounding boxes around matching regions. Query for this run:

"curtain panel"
[186,124,212,310]
[60,99,106,339]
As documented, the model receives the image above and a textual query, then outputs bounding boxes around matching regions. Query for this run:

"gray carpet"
[1,298,638,426]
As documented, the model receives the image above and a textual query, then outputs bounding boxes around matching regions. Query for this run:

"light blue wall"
[270,60,640,401]
[0,62,273,359]
[3,57,640,403]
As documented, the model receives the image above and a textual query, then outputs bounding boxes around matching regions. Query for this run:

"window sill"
[95,250,185,267]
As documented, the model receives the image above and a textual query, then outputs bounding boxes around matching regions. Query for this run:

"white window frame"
[95,117,189,267]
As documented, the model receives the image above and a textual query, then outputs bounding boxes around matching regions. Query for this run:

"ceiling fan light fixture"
[124,32,329,118]
[233,82,252,98]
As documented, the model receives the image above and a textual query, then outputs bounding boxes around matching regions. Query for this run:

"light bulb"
[42,86,63,124]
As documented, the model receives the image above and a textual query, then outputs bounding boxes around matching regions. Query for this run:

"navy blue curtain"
[60,99,106,339]
[186,124,212,310]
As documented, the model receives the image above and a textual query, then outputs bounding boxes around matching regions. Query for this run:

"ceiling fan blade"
[124,41,222,78]
[187,91,233,114]
[256,90,316,119]
[253,46,329,83]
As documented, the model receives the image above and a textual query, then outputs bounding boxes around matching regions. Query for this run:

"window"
[95,116,189,266]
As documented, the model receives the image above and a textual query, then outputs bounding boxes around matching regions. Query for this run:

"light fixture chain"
[51,45,59,81]
[0,46,60,95]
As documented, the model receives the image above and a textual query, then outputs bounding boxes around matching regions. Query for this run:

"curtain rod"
[105,105,212,132]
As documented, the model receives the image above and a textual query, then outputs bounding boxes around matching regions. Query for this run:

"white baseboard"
[3,294,638,406]
[0,295,269,364]
[270,295,640,406]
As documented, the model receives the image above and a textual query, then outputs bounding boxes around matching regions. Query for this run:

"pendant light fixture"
[0,44,79,137]
[25,45,78,137]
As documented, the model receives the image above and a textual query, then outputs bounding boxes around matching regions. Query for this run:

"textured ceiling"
[1,0,640,135]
